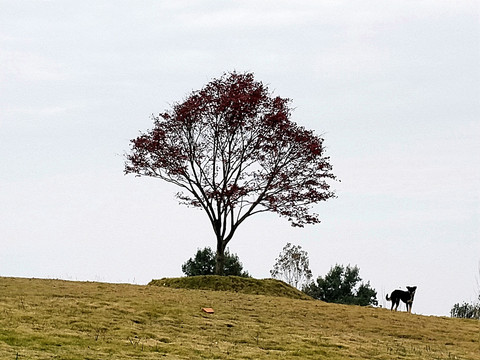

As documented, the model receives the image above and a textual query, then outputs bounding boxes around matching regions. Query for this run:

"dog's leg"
[391,298,397,311]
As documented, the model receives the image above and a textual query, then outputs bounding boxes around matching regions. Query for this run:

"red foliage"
[125,72,337,265]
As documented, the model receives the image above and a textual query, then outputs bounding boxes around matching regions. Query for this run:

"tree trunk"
[215,240,225,276]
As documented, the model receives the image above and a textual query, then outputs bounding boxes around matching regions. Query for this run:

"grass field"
[0,276,479,359]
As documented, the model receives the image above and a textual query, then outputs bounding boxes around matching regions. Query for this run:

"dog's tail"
[386,294,391,301]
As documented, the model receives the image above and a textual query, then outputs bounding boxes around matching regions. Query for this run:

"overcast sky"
[1,1,479,316]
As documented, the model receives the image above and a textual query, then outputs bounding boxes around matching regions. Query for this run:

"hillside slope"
[0,277,478,359]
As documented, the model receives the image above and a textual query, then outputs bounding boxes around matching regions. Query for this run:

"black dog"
[386,286,417,313]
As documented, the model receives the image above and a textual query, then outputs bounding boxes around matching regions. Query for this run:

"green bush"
[181,247,250,277]
[303,264,378,306]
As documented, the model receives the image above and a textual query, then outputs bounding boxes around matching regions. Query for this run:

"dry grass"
[0,277,479,359]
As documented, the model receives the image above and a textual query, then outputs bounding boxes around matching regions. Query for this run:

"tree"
[270,243,312,289]
[182,247,249,277]
[303,264,378,306]
[125,72,337,275]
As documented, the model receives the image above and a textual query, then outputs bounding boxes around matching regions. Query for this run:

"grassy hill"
[0,277,478,359]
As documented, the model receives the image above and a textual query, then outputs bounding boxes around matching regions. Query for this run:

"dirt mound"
[148,275,311,300]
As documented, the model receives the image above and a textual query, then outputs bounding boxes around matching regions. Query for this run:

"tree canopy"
[125,71,336,274]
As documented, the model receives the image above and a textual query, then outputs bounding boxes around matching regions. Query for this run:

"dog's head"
[407,286,417,299]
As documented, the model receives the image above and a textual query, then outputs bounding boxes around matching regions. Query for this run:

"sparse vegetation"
[270,242,312,289]
[0,276,479,359]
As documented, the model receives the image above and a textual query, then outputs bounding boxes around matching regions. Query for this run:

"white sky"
[1,1,479,316]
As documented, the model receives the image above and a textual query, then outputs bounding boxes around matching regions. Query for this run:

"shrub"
[303,264,378,306]
[182,247,250,277]
[450,300,480,319]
